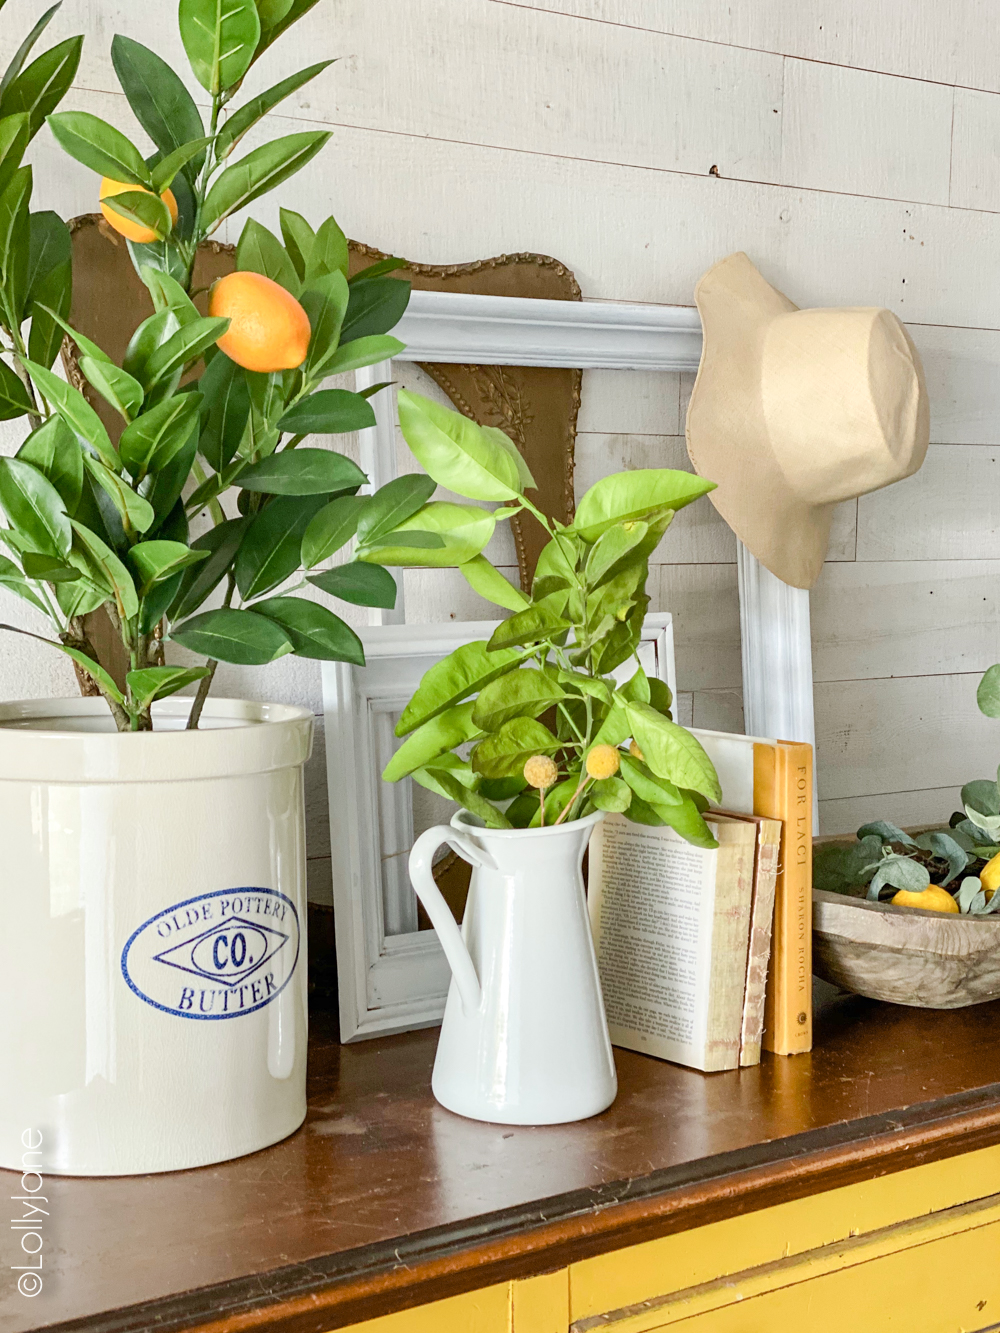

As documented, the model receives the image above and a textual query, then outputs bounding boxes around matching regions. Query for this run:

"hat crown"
[761,306,926,506]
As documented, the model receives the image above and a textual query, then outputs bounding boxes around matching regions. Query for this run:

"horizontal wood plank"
[819,786,961,836]
[815,670,996,802]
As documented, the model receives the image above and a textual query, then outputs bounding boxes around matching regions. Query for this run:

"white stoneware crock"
[408,809,617,1125]
[0,697,313,1176]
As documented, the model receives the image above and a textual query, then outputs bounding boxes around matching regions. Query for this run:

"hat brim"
[685,252,833,589]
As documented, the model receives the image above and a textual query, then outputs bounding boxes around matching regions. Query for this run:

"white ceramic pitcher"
[408,809,617,1125]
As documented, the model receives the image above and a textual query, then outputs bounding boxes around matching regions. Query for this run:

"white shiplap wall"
[3,0,1000,883]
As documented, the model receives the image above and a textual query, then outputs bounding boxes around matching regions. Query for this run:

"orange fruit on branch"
[208,271,311,373]
[99,177,177,243]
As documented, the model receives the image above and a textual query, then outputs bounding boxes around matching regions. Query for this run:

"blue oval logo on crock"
[121,889,300,1020]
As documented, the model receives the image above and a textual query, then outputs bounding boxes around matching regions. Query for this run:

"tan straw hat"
[685,252,929,588]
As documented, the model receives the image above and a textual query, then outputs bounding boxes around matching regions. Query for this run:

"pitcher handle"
[408,827,495,1014]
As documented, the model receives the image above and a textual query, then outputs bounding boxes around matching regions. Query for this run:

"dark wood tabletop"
[7,988,1000,1333]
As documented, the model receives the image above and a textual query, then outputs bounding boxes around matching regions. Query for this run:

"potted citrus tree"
[0,0,494,1175]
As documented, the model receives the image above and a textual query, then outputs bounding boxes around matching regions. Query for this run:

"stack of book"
[588,731,812,1072]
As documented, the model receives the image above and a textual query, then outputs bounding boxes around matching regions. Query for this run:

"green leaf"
[341,274,411,342]
[171,606,292,664]
[589,776,631,814]
[397,388,522,502]
[626,701,721,802]
[458,555,529,612]
[178,0,260,95]
[81,454,155,535]
[128,539,208,594]
[69,520,139,619]
[396,639,528,736]
[472,667,565,732]
[143,316,230,394]
[322,333,406,376]
[150,136,214,192]
[305,214,348,283]
[487,596,570,651]
[978,664,1000,718]
[140,265,200,324]
[216,60,333,160]
[0,356,32,419]
[201,131,331,230]
[57,645,125,703]
[234,492,328,599]
[962,779,1000,818]
[356,475,436,546]
[856,819,916,847]
[251,595,364,663]
[913,830,969,886]
[46,111,152,186]
[412,765,512,829]
[301,494,364,568]
[25,211,71,368]
[573,469,715,541]
[0,5,60,104]
[125,664,209,707]
[586,520,650,586]
[627,790,719,848]
[0,552,48,612]
[239,448,367,496]
[101,189,173,241]
[277,386,374,435]
[0,163,30,320]
[32,300,112,365]
[619,752,682,807]
[23,357,119,469]
[868,854,930,899]
[197,351,250,471]
[111,35,205,182]
[383,702,481,783]
[350,256,408,283]
[0,37,82,140]
[0,113,30,200]
[16,415,81,511]
[119,391,202,478]
[471,717,560,780]
[300,269,349,377]
[279,207,314,281]
[252,0,321,59]
[618,664,650,705]
[236,217,299,294]
[358,501,494,568]
[0,455,70,556]
[20,551,77,582]
[170,515,249,619]
[307,560,396,609]
[79,355,144,422]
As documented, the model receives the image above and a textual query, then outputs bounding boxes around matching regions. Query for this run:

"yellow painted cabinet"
[337,1146,1000,1333]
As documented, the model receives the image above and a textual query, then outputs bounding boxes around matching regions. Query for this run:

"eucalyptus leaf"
[856,819,917,847]
[978,664,1000,718]
[867,854,930,900]
[912,830,969,885]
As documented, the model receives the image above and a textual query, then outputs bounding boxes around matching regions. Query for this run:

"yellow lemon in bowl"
[890,884,959,913]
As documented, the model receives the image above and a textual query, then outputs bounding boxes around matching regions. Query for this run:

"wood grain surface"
[7,990,1000,1333]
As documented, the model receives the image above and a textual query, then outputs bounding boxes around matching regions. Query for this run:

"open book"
[589,812,778,1072]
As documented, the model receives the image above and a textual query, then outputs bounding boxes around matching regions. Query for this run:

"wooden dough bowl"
[813,889,1000,1008]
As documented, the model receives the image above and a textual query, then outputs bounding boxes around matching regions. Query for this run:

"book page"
[589,816,718,1070]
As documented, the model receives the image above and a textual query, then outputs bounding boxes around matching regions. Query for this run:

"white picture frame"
[324,288,817,1041]
[324,615,676,1041]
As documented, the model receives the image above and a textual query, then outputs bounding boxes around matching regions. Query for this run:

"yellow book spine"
[755,741,813,1055]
